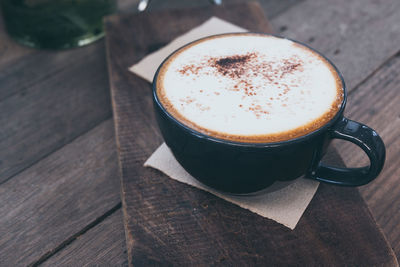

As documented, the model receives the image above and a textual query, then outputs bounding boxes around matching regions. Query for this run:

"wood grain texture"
[0,1,396,266]
[0,1,397,264]
[334,52,400,257]
[41,209,128,267]
[105,3,397,265]
[0,120,120,266]
[0,41,107,101]
[0,41,112,184]
[0,0,295,186]
[0,1,148,183]
[271,0,400,91]
[0,1,299,265]
[124,167,397,266]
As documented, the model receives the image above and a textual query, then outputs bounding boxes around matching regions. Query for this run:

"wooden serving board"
[104,3,397,266]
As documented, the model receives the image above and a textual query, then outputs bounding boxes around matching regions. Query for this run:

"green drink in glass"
[1,0,117,49]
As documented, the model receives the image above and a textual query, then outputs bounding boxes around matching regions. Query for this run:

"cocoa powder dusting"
[176,52,305,119]
[279,59,303,78]
[179,96,196,104]
[212,53,256,79]
[178,64,203,75]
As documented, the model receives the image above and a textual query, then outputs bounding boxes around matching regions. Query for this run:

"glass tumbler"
[0,0,117,49]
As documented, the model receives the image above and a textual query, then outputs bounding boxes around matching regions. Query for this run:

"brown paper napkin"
[130,17,319,229]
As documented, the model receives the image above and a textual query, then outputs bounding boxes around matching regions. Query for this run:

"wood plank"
[333,52,400,257]
[0,41,112,184]
[0,119,121,266]
[0,1,145,182]
[41,209,128,267]
[0,41,107,101]
[125,169,397,266]
[29,0,398,264]
[105,3,397,265]
[0,1,299,265]
[5,0,396,187]
[0,0,297,185]
[271,0,400,91]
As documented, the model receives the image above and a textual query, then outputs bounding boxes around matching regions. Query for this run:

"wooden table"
[0,0,399,265]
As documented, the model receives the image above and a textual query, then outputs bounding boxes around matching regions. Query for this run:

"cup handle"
[308,117,386,186]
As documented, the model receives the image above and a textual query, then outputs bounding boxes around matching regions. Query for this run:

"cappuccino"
[155,33,344,143]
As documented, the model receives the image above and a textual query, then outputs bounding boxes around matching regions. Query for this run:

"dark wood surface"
[337,51,400,256]
[0,0,399,265]
[105,2,397,266]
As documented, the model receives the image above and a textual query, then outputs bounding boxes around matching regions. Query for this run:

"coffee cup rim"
[152,32,347,147]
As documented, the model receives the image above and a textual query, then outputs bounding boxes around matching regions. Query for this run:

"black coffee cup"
[152,34,386,194]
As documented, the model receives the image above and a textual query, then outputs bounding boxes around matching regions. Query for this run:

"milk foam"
[157,34,343,141]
